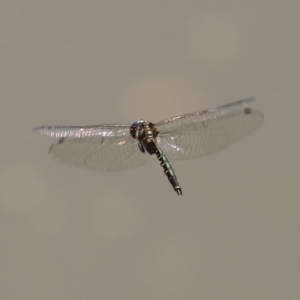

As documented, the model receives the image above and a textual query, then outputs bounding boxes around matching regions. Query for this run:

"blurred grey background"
[0,1,299,299]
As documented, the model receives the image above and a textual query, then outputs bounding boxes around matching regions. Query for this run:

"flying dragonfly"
[34,98,264,195]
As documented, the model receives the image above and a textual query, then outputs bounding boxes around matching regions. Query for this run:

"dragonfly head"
[130,120,147,139]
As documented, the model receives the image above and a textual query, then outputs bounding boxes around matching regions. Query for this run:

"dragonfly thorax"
[130,120,158,155]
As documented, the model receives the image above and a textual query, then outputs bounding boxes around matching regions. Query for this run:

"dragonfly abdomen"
[152,140,182,195]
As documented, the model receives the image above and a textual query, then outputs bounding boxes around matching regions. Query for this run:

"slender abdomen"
[152,141,182,195]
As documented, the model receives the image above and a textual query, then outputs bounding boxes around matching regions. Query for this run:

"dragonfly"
[34,98,264,195]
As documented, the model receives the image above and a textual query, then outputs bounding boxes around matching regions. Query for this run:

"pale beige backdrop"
[0,1,299,299]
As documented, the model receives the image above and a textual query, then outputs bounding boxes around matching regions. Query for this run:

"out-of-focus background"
[0,1,299,299]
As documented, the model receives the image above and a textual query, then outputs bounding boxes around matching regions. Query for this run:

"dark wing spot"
[58,137,65,144]
[244,108,252,115]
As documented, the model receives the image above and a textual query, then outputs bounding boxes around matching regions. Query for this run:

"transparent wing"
[33,124,131,139]
[34,125,149,170]
[156,98,264,160]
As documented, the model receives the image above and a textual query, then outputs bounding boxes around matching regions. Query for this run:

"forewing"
[156,98,264,160]
[34,125,149,170]
[33,124,130,138]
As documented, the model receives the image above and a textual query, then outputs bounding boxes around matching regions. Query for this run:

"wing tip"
[221,97,260,114]
[33,126,54,136]
[232,97,256,107]
[33,126,46,134]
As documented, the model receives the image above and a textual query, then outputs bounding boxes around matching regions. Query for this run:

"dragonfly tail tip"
[175,187,182,195]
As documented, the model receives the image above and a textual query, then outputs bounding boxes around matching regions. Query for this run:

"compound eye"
[130,124,137,138]
[130,120,147,139]
[130,121,140,139]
